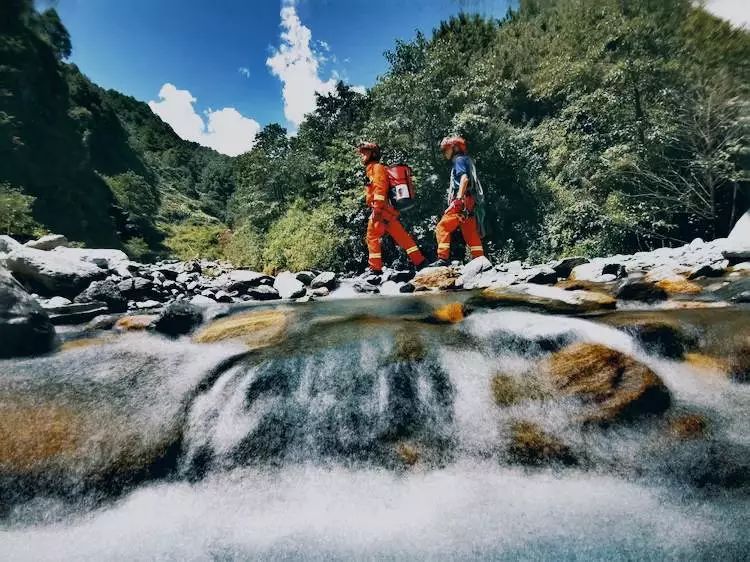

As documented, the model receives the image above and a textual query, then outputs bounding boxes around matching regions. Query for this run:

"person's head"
[357,141,381,165]
[439,135,467,160]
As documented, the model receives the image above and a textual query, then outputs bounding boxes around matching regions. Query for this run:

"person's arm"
[447,157,470,213]
[370,164,389,219]
[457,173,470,200]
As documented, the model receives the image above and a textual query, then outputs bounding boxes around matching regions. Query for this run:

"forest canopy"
[1,0,748,271]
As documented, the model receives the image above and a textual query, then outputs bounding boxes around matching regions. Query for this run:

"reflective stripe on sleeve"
[374,195,386,201]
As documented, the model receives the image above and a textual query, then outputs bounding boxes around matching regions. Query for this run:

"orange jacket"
[365,162,390,210]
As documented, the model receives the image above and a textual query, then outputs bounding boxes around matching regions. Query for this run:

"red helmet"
[357,141,381,161]
[440,135,467,153]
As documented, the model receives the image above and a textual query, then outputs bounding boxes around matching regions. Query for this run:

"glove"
[446,199,465,214]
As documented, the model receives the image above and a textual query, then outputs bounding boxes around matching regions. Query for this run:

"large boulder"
[51,247,128,269]
[0,268,57,358]
[5,246,105,297]
[728,210,749,242]
[545,343,671,423]
[74,280,127,312]
[551,257,589,279]
[24,234,68,251]
[273,271,306,299]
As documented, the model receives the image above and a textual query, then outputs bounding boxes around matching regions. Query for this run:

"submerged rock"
[655,277,703,295]
[430,302,465,324]
[491,374,546,407]
[478,284,616,314]
[0,269,57,358]
[545,343,671,423]
[669,413,708,440]
[115,315,157,331]
[193,309,289,350]
[616,281,668,303]
[508,421,576,466]
[606,318,692,359]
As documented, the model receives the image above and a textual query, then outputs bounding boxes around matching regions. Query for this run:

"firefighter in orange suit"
[358,142,426,274]
[430,135,486,267]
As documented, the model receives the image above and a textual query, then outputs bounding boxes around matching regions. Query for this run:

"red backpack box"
[387,164,415,211]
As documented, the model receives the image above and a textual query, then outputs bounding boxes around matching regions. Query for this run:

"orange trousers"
[436,211,484,260]
[366,212,425,271]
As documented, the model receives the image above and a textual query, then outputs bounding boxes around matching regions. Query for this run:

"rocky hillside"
[0,2,231,255]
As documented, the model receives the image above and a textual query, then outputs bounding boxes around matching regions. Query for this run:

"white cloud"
[703,0,749,28]
[148,83,260,157]
[238,66,251,78]
[266,2,363,127]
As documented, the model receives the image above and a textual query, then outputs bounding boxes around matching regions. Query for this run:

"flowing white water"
[2,462,747,561]
[1,307,748,560]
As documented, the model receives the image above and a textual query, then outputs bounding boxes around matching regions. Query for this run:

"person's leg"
[366,218,385,271]
[460,216,484,258]
[385,219,425,266]
[436,213,460,260]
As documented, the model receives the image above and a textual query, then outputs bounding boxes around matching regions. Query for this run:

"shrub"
[262,201,342,272]
[123,236,151,261]
[0,183,40,237]
[163,222,226,261]
[223,222,266,270]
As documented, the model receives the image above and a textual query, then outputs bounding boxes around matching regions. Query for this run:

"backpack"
[387,164,415,211]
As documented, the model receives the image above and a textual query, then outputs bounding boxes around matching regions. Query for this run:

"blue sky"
[51,0,514,155]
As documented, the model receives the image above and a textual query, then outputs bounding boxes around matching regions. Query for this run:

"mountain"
[0,0,232,259]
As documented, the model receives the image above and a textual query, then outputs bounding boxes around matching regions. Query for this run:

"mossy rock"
[430,302,465,324]
[508,421,577,466]
[655,277,703,295]
[545,343,671,424]
[669,414,708,440]
[193,309,289,350]
[491,373,546,407]
[114,314,158,331]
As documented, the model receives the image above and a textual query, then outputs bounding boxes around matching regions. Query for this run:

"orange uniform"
[435,193,484,261]
[365,162,425,271]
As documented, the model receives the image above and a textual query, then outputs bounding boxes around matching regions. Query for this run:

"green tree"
[0,183,38,236]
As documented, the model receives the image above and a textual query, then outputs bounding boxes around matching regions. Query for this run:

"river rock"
[295,271,316,285]
[24,234,69,251]
[545,343,671,423]
[0,235,23,255]
[354,280,380,293]
[0,268,57,358]
[524,266,558,285]
[46,302,110,325]
[379,280,404,296]
[616,280,668,303]
[551,257,589,278]
[193,309,289,350]
[51,247,128,269]
[190,295,217,306]
[310,271,337,290]
[478,284,616,314]
[569,261,607,283]
[688,262,727,279]
[412,266,460,291]
[728,210,749,241]
[384,270,413,284]
[459,256,494,288]
[227,270,273,292]
[508,421,576,466]
[74,280,127,312]
[5,246,106,297]
[154,302,203,336]
[310,286,329,298]
[274,272,306,299]
[248,285,281,300]
[605,317,692,359]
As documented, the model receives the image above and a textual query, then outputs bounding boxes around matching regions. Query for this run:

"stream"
[1,294,748,560]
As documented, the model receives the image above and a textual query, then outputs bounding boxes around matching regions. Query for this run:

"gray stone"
[728,210,749,241]
[616,281,668,303]
[459,256,494,288]
[379,280,404,295]
[248,285,280,300]
[214,290,235,303]
[51,247,128,269]
[136,300,161,310]
[190,295,216,306]
[354,280,380,294]
[274,271,306,299]
[154,302,203,336]
[24,234,69,251]
[0,235,23,255]
[310,286,330,297]
[295,271,316,285]
[525,266,558,285]
[41,296,72,309]
[551,257,589,278]
[227,270,274,292]
[5,246,106,297]
[48,302,110,325]
[0,268,57,358]
[688,262,727,280]
[310,271,337,290]
[74,280,127,312]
